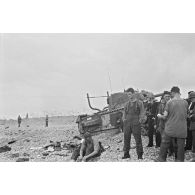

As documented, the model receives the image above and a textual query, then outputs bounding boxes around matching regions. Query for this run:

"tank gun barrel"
[87,95,108,98]
[154,92,168,98]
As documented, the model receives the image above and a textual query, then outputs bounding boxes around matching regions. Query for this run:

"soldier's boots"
[138,154,143,160]
[154,158,161,162]
[122,152,130,159]
[122,152,143,160]
[147,144,153,147]
[189,153,195,162]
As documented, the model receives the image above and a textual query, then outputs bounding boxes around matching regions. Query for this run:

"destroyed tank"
[76,91,164,135]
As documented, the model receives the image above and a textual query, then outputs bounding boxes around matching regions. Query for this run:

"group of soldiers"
[72,86,195,162]
[122,86,195,162]
[15,86,195,162]
[71,86,195,162]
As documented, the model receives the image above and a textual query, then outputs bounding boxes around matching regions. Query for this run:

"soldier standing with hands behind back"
[122,93,146,160]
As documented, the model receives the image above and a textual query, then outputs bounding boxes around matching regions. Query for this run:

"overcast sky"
[0,33,195,119]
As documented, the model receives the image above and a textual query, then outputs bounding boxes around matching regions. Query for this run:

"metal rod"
[87,93,101,112]
[89,127,119,133]
[88,96,108,98]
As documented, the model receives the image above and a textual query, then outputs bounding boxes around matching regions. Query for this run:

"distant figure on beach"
[26,113,29,119]
[45,115,49,127]
[18,115,22,127]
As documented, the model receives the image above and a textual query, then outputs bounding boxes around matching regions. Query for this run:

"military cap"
[189,92,195,99]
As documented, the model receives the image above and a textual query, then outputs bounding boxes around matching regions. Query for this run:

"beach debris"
[44,141,63,152]
[51,153,68,157]
[55,147,61,151]
[104,145,110,149]
[63,142,79,151]
[8,140,17,145]
[23,153,30,157]
[47,146,55,152]
[10,153,20,158]
[73,135,82,140]
[0,145,11,153]
[42,152,49,156]
[116,139,122,143]
[30,147,43,150]
[24,139,30,142]
[16,158,29,162]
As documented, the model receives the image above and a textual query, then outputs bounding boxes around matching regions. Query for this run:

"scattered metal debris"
[42,152,49,156]
[16,158,29,162]
[8,140,17,145]
[47,146,55,152]
[24,139,30,142]
[104,145,110,149]
[23,153,30,157]
[0,145,11,153]
[10,153,20,158]
[30,147,43,150]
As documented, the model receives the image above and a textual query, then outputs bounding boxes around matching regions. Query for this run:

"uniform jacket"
[189,102,195,131]
[124,100,145,125]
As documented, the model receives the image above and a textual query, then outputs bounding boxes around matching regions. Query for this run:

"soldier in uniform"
[185,91,194,151]
[45,115,49,127]
[188,92,195,161]
[17,115,22,127]
[125,87,135,94]
[156,87,188,162]
[26,113,29,119]
[71,132,104,162]
[156,91,171,147]
[145,95,159,147]
[122,93,146,160]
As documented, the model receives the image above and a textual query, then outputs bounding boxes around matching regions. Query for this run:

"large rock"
[11,153,20,158]
[42,152,49,156]
[0,145,11,153]
[8,140,17,145]
[16,158,29,162]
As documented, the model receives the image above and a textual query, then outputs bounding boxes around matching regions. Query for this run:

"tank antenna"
[107,69,113,94]
[121,76,125,92]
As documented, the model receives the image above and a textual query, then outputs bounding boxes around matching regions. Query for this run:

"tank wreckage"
[76,90,164,135]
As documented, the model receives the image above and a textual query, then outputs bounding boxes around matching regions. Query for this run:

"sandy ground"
[0,116,192,162]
